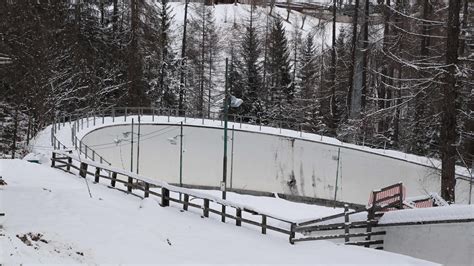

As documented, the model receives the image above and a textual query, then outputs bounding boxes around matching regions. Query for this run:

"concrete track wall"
[81,123,471,205]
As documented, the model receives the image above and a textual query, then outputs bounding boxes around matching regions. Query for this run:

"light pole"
[179,121,183,188]
[167,122,184,188]
[221,58,243,222]
[130,119,134,173]
[121,117,141,175]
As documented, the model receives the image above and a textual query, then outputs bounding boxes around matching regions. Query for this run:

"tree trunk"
[200,3,206,117]
[360,0,369,112]
[378,0,391,134]
[11,108,18,159]
[347,0,360,116]
[179,0,189,115]
[113,0,118,32]
[330,0,337,132]
[440,0,461,203]
[459,0,468,55]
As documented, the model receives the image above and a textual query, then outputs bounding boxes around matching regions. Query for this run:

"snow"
[193,189,346,221]
[378,205,474,225]
[0,159,438,264]
[169,2,346,50]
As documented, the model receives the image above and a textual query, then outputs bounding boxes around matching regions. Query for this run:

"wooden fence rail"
[51,151,297,243]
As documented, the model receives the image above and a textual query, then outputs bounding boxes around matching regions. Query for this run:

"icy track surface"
[0,159,438,265]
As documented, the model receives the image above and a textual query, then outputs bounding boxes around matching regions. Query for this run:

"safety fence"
[51,151,297,243]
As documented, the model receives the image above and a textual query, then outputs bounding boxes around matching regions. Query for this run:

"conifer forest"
[0,0,472,202]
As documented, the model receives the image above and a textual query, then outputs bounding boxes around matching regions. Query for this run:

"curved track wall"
[82,123,471,205]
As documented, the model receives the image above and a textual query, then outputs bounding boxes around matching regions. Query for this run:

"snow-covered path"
[0,159,437,264]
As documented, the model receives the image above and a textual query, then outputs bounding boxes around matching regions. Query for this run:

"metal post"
[137,116,141,174]
[220,58,230,222]
[130,118,134,173]
[470,160,473,205]
[222,58,229,201]
[180,122,184,188]
[333,147,341,207]
[230,125,235,190]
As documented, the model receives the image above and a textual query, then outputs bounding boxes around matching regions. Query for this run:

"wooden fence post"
[261,215,267,234]
[161,187,170,207]
[183,194,189,210]
[66,157,72,172]
[111,172,117,187]
[289,223,296,244]
[144,183,150,198]
[365,191,377,247]
[94,167,100,183]
[127,177,133,193]
[221,205,226,223]
[51,152,56,167]
[236,209,242,226]
[79,162,88,178]
[344,204,350,243]
[203,199,209,217]
[398,183,404,209]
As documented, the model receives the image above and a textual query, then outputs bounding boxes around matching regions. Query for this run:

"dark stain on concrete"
[287,170,299,195]
[299,162,305,196]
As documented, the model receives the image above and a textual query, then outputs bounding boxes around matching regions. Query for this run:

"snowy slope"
[0,159,437,264]
[169,2,342,48]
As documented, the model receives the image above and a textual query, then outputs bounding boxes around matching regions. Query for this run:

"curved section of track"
[57,115,471,205]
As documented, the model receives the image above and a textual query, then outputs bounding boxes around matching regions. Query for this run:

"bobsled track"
[38,107,472,206]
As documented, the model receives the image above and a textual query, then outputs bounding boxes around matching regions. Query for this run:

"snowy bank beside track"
[0,159,438,265]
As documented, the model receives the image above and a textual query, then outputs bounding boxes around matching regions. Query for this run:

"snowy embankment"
[378,205,474,225]
[0,159,437,264]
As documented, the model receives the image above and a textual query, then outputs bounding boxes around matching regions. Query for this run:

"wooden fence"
[291,183,406,248]
[51,151,297,243]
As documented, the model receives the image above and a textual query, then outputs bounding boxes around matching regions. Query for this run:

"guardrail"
[52,106,396,152]
[51,151,297,243]
[50,115,111,166]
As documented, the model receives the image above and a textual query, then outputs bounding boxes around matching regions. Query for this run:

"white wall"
[382,222,474,265]
[302,221,473,265]
[82,123,468,205]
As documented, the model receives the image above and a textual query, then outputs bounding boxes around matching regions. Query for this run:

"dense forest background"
[0,0,472,201]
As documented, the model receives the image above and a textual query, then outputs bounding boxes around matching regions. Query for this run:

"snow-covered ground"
[0,159,437,264]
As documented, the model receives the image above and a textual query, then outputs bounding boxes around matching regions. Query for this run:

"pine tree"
[186,3,220,116]
[238,5,264,121]
[296,33,321,132]
[156,0,178,109]
[267,17,292,122]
